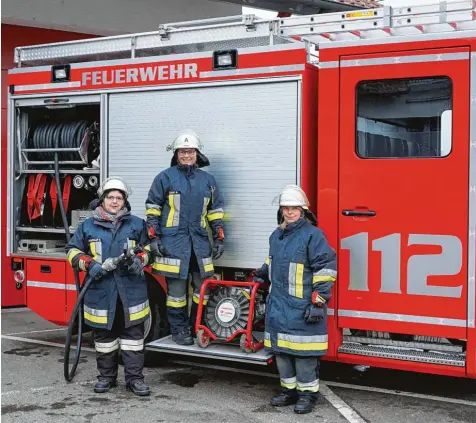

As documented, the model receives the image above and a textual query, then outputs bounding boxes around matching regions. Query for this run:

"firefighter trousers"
[275,353,320,399]
[165,253,208,335]
[93,299,145,385]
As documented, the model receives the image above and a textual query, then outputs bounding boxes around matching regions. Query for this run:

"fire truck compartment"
[107,79,301,271]
[146,333,273,365]
[25,259,67,326]
[9,98,101,257]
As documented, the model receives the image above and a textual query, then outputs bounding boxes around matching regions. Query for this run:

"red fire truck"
[5,1,476,379]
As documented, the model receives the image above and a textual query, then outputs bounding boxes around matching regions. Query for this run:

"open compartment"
[11,96,102,256]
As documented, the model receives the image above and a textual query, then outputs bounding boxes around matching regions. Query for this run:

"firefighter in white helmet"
[66,177,151,396]
[252,184,337,414]
[145,130,225,346]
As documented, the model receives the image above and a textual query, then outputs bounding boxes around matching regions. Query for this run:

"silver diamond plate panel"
[339,343,466,367]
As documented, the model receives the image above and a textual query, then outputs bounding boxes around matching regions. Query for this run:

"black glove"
[251,270,265,284]
[150,237,167,258]
[128,256,143,276]
[212,241,225,260]
[304,305,325,324]
[88,261,107,281]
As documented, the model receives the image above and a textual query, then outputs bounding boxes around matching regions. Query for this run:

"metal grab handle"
[342,210,376,217]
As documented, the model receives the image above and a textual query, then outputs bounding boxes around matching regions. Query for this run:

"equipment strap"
[62,175,72,214]
[27,174,48,221]
[50,178,58,218]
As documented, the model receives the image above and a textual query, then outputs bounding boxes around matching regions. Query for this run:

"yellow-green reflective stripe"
[130,306,150,321]
[297,381,319,392]
[166,194,176,227]
[67,248,82,265]
[152,263,180,273]
[281,380,297,389]
[146,208,162,216]
[204,264,214,272]
[84,312,107,324]
[166,295,187,308]
[264,338,271,347]
[296,263,304,298]
[201,198,210,228]
[265,257,270,265]
[277,340,328,351]
[208,212,224,221]
[313,275,336,283]
[192,294,209,305]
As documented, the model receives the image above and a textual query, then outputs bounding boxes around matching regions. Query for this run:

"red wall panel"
[1,25,96,307]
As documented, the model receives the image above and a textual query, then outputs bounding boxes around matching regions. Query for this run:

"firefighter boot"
[294,396,317,414]
[127,380,150,397]
[172,328,194,346]
[94,378,118,393]
[270,389,298,407]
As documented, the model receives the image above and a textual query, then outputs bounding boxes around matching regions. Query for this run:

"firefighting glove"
[212,240,225,260]
[88,262,108,281]
[150,237,167,258]
[304,304,325,324]
[101,257,118,272]
[128,256,143,276]
[251,270,265,284]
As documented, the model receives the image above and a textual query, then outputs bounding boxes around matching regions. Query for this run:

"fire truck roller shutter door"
[108,81,300,271]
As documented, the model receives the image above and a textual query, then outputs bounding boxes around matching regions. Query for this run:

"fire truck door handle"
[342,209,376,217]
[40,265,51,273]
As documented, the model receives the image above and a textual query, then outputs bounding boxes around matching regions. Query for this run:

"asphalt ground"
[1,308,476,423]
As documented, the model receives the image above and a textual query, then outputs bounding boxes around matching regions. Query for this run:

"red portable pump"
[195,279,267,353]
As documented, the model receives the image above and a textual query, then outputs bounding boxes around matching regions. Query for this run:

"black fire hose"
[52,134,85,381]
[62,248,138,381]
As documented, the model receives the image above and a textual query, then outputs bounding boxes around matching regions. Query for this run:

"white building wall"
[1,0,241,35]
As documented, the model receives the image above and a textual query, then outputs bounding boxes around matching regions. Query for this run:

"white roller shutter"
[108,79,300,269]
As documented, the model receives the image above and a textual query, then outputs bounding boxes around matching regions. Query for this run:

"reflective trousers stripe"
[192,293,209,305]
[95,338,119,353]
[297,380,319,392]
[120,338,144,351]
[281,376,297,389]
[166,295,187,308]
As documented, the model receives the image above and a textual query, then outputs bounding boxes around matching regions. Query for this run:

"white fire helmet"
[273,185,310,209]
[167,130,204,153]
[97,176,132,200]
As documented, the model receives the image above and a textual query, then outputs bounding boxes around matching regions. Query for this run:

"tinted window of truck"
[356,77,453,158]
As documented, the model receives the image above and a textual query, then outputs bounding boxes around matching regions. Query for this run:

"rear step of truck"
[146,335,273,365]
[339,339,466,367]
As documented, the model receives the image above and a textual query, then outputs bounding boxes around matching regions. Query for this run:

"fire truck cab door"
[338,46,470,340]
